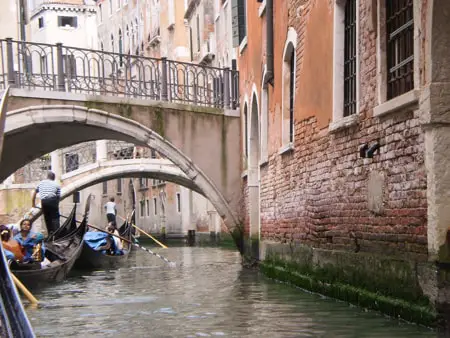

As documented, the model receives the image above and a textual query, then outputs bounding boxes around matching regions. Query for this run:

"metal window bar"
[386,0,414,100]
[344,0,357,117]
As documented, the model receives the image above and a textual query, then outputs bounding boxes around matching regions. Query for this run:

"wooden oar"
[117,214,168,249]
[58,214,176,267]
[10,272,39,305]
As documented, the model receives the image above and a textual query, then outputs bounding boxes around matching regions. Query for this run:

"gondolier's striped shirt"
[36,179,61,200]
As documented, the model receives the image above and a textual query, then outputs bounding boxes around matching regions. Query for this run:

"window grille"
[344,0,357,116]
[386,0,414,99]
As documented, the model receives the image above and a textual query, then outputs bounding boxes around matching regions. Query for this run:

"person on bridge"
[31,171,61,236]
[104,197,117,226]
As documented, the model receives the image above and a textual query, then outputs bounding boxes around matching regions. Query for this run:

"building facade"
[236,0,450,328]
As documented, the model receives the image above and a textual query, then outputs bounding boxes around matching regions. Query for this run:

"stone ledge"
[373,90,419,118]
[278,143,294,155]
[328,114,359,133]
[239,36,248,55]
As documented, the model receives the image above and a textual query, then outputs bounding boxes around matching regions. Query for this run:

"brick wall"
[240,0,428,260]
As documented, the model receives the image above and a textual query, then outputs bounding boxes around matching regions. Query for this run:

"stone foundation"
[260,240,437,327]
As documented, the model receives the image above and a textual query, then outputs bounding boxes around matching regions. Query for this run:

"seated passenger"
[14,219,44,263]
[107,223,123,251]
[0,225,24,262]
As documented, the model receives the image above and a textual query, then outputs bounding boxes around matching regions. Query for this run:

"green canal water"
[26,247,435,337]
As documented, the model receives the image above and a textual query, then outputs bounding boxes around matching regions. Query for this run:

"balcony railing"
[0,38,239,109]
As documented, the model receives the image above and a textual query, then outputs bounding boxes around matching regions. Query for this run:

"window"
[103,181,108,195]
[146,199,150,216]
[176,193,181,213]
[63,55,76,77]
[231,0,246,47]
[111,34,114,53]
[117,178,122,193]
[151,149,157,158]
[38,17,44,28]
[139,177,148,189]
[58,16,77,28]
[117,0,121,9]
[386,0,414,99]
[140,200,145,217]
[168,0,175,28]
[99,4,103,22]
[65,153,79,172]
[153,198,157,215]
[281,28,297,147]
[189,27,194,61]
[109,0,113,15]
[196,15,200,52]
[343,0,357,116]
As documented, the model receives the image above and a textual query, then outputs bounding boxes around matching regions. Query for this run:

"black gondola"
[10,201,90,289]
[0,245,35,338]
[75,220,133,270]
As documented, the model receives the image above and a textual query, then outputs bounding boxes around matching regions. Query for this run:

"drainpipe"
[265,0,274,86]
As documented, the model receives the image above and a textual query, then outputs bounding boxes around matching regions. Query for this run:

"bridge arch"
[3,105,238,230]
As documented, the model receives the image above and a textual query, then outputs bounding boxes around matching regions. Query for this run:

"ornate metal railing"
[62,141,96,174]
[0,38,239,108]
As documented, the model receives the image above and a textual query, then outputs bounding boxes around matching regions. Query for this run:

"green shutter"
[232,0,246,47]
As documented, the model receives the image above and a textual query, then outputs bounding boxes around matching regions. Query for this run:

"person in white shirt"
[104,197,117,226]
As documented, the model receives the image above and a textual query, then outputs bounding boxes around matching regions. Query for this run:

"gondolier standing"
[104,197,117,227]
[31,171,61,236]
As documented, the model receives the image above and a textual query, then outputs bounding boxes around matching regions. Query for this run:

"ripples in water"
[26,247,434,337]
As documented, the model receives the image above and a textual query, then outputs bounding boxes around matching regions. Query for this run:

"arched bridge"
[0,39,241,228]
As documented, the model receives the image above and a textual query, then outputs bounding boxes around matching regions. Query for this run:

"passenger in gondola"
[107,224,123,253]
[14,219,45,263]
[0,225,24,262]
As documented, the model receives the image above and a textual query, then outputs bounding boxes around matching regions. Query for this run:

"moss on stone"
[260,262,437,327]
[152,108,165,137]
[117,103,133,118]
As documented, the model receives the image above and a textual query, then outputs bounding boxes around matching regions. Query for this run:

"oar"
[117,214,168,249]
[86,223,176,267]
[58,214,176,267]
[11,273,39,305]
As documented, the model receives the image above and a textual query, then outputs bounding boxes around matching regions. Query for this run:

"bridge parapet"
[0,39,239,109]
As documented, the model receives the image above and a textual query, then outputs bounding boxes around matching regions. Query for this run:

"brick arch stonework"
[3,105,238,231]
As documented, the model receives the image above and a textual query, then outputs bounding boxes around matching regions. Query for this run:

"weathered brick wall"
[240,0,428,260]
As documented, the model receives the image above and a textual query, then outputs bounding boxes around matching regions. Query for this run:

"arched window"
[282,28,297,147]
[126,25,130,53]
[100,41,104,51]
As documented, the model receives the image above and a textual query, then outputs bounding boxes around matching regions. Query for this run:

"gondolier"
[104,197,117,227]
[31,171,61,236]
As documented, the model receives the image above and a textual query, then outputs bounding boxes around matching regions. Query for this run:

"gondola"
[74,219,133,270]
[0,245,35,337]
[10,205,88,289]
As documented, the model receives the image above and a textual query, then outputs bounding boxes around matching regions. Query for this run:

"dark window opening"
[117,178,122,193]
[244,104,248,159]
[58,16,78,28]
[196,15,200,53]
[103,181,108,195]
[232,0,246,47]
[344,0,357,116]
[289,49,295,143]
[38,17,44,28]
[386,0,414,99]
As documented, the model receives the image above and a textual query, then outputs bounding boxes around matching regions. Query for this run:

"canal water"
[26,246,434,337]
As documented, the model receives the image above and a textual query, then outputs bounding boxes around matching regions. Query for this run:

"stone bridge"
[0,39,242,229]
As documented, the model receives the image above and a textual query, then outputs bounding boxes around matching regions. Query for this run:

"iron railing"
[0,38,239,109]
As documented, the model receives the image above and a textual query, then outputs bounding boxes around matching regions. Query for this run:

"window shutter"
[231,0,240,47]
[57,16,62,26]
[73,16,78,28]
[232,0,246,47]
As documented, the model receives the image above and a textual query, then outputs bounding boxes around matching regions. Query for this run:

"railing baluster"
[160,57,168,101]
[223,67,230,109]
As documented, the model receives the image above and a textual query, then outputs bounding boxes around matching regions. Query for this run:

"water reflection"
[26,247,434,337]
